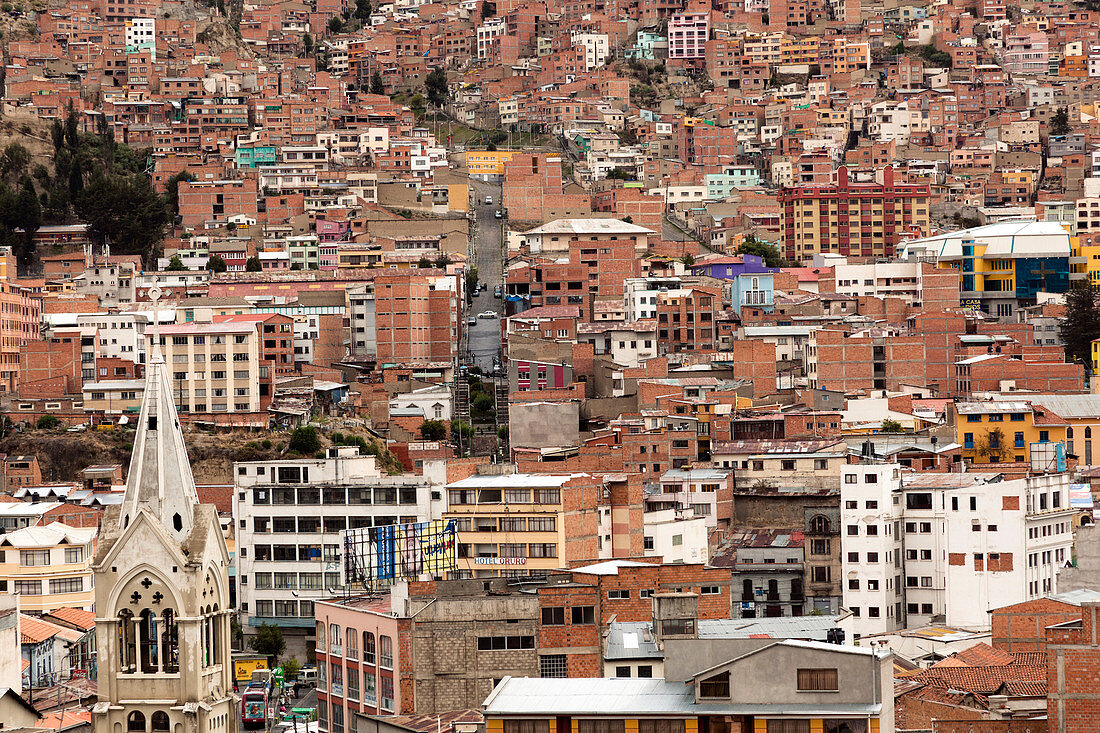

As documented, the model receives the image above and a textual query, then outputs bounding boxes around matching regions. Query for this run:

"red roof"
[44,607,96,631]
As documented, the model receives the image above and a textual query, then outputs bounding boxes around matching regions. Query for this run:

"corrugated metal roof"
[482,677,881,716]
[956,401,1032,414]
[991,393,1100,418]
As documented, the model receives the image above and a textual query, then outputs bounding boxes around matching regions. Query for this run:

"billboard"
[1070,483,1097,519]
[342,519,457,588]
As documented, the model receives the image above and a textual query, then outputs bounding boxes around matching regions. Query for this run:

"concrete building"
[374,271,460,365]
[234,447,439,658]
[0,523,96,613]
[778,167,931,263]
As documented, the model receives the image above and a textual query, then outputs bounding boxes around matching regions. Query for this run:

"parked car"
[493,286,502,298]
[477,311,498,319]
[494,210,502,219]
[484,195,493,205]
[467,317,477,327]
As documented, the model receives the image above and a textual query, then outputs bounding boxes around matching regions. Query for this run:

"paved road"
[467,179,504,371]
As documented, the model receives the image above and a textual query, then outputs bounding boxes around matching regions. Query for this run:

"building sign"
[473,557,527,565]
[342,519,457,588]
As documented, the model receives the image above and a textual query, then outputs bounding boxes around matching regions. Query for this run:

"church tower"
[92,287,237,733]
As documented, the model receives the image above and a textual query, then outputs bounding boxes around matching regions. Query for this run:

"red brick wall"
[1046,602,1100,732]
[991,598,1081,652]
[933,722,1047,733]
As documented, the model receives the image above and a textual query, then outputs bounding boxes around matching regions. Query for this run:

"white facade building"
[840,464,904,637]
[570,32,610,71]
[234,448,442,657]
[124,17,155,59]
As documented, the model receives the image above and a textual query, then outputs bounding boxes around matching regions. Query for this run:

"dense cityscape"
[3,0,1100,731]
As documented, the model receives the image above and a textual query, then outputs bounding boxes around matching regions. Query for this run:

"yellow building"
[444,474,571,579]
[0,522,96,612]
[466,150,520,178]
[952,401,1067,465]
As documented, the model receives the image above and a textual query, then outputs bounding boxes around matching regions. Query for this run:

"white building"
[642,509,709,564]
[476,17,506,59]
[233,447,442,658]
[124,17,155,59]
[841,467,1078,636]
[831,262,943,308]
[570,32,610,71]
[840,464,904,637]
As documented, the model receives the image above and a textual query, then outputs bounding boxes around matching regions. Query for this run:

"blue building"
[728,271,775,314]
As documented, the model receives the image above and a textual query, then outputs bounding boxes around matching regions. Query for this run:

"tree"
[50,119,64,153]
[1051,107,1072,136]
[283,657,302,681]
[163,170,194,217]
[919,44,952,68]
[36,414,60,430]
[480,0,495,16]
[419,419,447,441]
[465,267,478,296]
[679,253,695,267]
[424,67,449,110]
[249,623,286,666]
[288,425,322,454]
[451,419,473,445]
[735,237,785,268]
[1,143,29,179]
[64,102,79,149]
[605,167,635,181]
[434,253,451,268]
[354,0,372,19]
[975,427,1007,462]
[1060,286,1100,369]
[166,254,187,271]
[327,15,343,33]
[246,255,262,271]
[77,173,169,265]
[880,419,903,433]
[370,71,385,95]
[206,254,228,273]
[472,393,494,414]
[417,256,432,268]
[302,33,313,55]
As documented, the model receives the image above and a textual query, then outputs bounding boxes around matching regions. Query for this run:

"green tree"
[354,0,371,19]
[246,255,262,271]
[417,256,432,268]
[1051,107,1072,136]
[605,167,635,181]
[975,427,1007,462]
[425,67,449,109]
[880,419,903,433]
[327,15,343,33]
[419,419,447,440]
[1060,286,1100,369]
[249,623,286,666]
[370,71,385,95]
[679,253,695,267]
[434,253,451,268]
[166,254,187,271]
[206,254,228,273]
[919,44,952,68]
[1,143,29,179]
[480,0,495,16]
[163,170,194,217]
[283,657,302,681]
[735,237,785,268]
[64,102,79,149]
[288,425,322,454]
[465,267,478,296]
[472,393,494,414]
[302,33,313,54]
[77,173,169,264]
[451,419,473,443]
[50,119,64,154]
[36,414,60,430]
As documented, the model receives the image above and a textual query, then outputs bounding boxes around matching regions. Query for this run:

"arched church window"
[212,605,221,665]
[127,712,146,733]
[160,609,179,673]
[139,609,160,673]
[151,712,170,732]
[118,610,136,673]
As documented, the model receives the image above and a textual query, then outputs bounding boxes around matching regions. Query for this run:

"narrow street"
[466,179,504,372]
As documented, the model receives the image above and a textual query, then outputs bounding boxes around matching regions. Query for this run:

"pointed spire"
[119,284,200,540]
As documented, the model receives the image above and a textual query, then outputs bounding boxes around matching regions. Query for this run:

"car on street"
[484,195,493,205]
[467,317,476,327]
[493,286,502,298]
[477,311,498,319]
[494,210,502,219]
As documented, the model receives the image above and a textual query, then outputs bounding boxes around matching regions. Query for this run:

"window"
[540,654,567,678]
[616,666,631,678]
[608,589,630,600]
[477,636,535,650]
[571,606,595,624]
[796,668,839,691]
[379,635,393,668]
[14,579,40,595]
[541,607,565,625]
[20,550,50,566]
[64,547,84,563]
[660,618,695,635]
[701,586,720,595]
[699,671,730,698]
[49,577,83,594]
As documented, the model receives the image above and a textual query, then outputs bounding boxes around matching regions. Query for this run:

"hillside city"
[6,0,1100,731]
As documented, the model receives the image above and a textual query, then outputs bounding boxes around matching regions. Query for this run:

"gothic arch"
[108,564,181,616]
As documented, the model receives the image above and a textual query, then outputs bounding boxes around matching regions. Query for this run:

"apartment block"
[778,167,931,263]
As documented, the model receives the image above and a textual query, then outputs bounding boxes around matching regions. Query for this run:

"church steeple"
[119,285,199,540]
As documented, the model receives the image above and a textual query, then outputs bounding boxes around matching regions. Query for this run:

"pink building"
[1002,32,1049,76]
[667,11,708,62]
[315,596,403,731]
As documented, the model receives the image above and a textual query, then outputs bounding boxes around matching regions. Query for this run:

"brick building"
[374,270,460,364]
